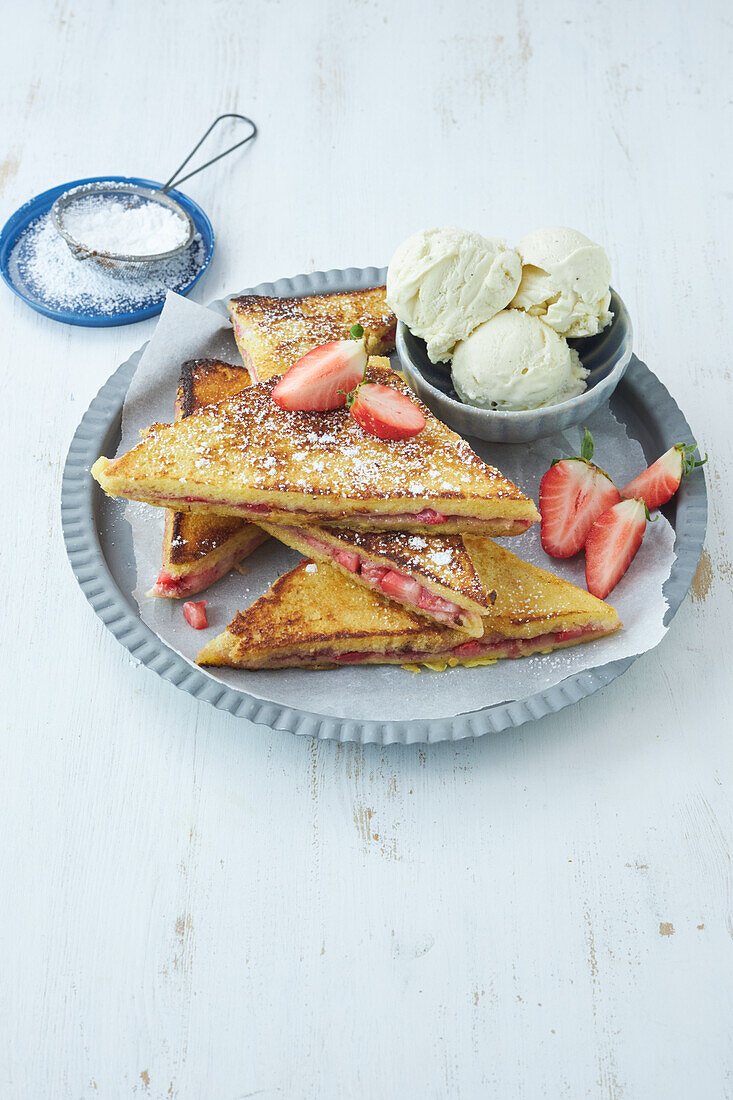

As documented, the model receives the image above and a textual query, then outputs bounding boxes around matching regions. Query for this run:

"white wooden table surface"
[2,1,731,1096]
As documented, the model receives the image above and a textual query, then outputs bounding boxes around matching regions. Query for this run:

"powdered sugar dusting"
[312,527,488,604]
[112,362,526,510]
[229,288,397,382]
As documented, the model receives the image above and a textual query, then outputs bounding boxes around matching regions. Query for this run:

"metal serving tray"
[61,267,707,743]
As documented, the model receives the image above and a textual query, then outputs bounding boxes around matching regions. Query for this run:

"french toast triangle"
[91,358,540,537]
[196,539,621,671]
[147,359,269,599]
[459,536,620,648]
[196,559,470,670]
[228,285,397,383]
[257,522,493,636]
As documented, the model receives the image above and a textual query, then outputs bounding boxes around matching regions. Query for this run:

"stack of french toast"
[92,286,621,671]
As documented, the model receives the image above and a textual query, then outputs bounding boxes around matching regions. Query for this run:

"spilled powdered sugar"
[8,209,206,316]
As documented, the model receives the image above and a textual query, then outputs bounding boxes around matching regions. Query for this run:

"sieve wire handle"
[161,113,257,193]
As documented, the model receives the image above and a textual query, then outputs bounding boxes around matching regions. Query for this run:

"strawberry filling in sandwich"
[277,525,478,629]
[132,492,536,535]
[135,493,534,533]
[228,620,615,668]
[149,549,245,599]
[196,541,622,673]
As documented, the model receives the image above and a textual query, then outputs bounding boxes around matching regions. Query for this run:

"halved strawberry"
[183,599,208,629]
[539,430,621,558]
[348,383,426,441]
[621,442,707,510]
[585,498,649,599]
[272,339,367,411]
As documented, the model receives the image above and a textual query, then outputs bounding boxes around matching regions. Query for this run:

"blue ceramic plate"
[0,175,214,327]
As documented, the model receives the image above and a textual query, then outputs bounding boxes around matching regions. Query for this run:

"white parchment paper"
[118,292,676,721]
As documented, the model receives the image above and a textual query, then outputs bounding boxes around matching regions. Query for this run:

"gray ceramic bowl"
[396,289,633,444]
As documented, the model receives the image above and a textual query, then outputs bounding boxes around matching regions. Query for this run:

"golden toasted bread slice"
[196,540,620,671]
[405,536,621,669]
[229,286,396,382]
[147,359,269,598]
[257,522,492,636]
[92,358,539,536]
[464,537,620,638]
[196,559,469,669]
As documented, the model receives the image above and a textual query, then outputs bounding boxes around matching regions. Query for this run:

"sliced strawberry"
[539,430,621,558]
[380,570,422,603]
[621,442,707,510]
[349,383,426,441]
[272,339,367,411]
[335,549,360,573]
[361,564,389,586]
[417,589,452,613]
[585,498,648,599]
[183,599,208,629]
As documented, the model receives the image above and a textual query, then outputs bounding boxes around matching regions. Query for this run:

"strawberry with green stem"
[621,443,707,509]
[339,324,426,441]
[272,324,368,411]
[539,429,621,558]
[344,380,426,441]
[273,321,429,440]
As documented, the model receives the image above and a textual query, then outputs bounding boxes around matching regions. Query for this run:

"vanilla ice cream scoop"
[387,226,522,363]
[451,310,589,411]
[510,226,613,338]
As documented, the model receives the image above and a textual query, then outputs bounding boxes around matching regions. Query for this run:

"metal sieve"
[50,114,257,278]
